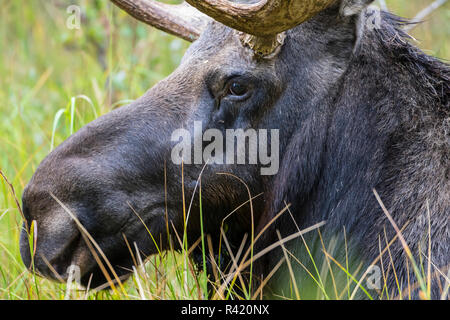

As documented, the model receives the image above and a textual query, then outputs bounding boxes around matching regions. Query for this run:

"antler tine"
[111,0,336,57]
[110,0,211,42]
[184,0,335,37]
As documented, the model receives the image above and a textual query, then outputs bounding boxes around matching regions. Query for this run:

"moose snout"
[20,188,85,282]
[19,225,81,282]
[17,103,165,286]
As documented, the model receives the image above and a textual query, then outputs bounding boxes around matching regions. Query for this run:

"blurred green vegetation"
[0,0,448,299]
[388,0,449,58]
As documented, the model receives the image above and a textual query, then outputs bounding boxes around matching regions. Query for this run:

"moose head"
[20,0,449,298]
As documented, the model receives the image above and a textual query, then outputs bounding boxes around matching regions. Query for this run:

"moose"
[20,0,449,299]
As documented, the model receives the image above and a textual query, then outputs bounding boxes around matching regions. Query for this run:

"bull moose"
[20,0,449,299]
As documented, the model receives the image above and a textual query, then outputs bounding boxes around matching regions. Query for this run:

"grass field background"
[0,0,448,300]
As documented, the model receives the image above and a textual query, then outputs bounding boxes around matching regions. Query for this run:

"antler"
[185,0,335,57]
[109,0,210,42]
[185,0,334,37]
[111,0,335,57]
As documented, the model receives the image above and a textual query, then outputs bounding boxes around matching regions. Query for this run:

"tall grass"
[0,0,448,300]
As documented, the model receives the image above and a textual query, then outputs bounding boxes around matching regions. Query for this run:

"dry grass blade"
[286,249,330,299]
[350,220,410,300]
[39,254,66,284]
[216,172,256,293]
[393,264,450,300]
[185,160,209,227]
[50,192,128,296]
[406,256,411,300]
[169,221,203,258]
[84,274,93,299]
[220,230,248,298]
[221,193,264,226]
[236,203,293,280]
[245,221,326,268]
[251,257,286,300]
[206,235,220,294]
[0,170,27,232]
[383,228,401,297]
[372,189,426,296]
[426,200,432,298]
[243,221,325,268]
[442,269,450,300]
[321,250,370,299]
[0,209,9,221]
[128,202,162,256]
[133,242,148,281]
[122,233,138,270]
[378,235,389,299]
[276,230,300,300]
[215,221,326,298]
[317,229,338,299]
[132,266,147,300]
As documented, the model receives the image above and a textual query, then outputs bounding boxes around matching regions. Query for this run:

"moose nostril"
[21,188,40,228]
[19,228,32,270]
[48,231,82,277]
[20,225,82,280]
[21,200,31,228]
[19,187,84,280]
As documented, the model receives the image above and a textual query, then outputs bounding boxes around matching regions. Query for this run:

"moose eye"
[228,81,249,97]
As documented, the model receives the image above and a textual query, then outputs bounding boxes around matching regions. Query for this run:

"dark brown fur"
[20,1,449,298]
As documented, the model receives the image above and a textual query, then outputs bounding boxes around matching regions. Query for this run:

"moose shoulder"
[20,0,449,299]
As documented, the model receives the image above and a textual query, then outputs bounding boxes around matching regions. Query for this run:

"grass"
[0,0,449,300]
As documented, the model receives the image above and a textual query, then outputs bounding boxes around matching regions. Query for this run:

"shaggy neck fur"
[257,11,449,299]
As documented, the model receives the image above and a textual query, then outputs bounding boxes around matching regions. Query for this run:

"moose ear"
[340,0,375,16]
[339,1,380,53]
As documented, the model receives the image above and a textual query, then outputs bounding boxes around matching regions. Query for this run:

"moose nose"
[20,188,82,281]
[19,226,81,281]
